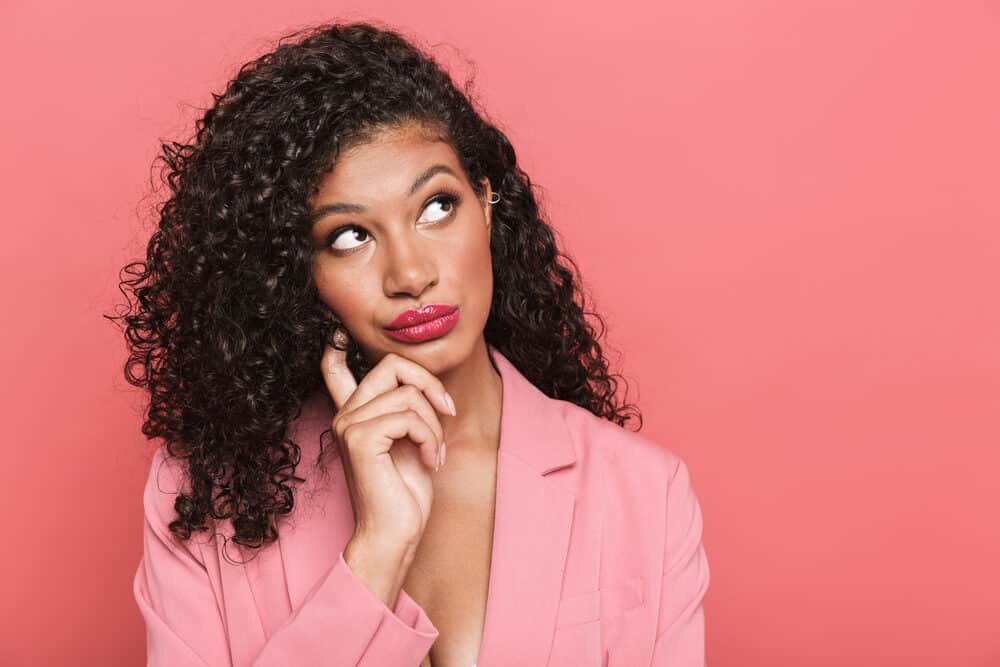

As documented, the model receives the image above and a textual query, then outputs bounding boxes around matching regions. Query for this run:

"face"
[308,122,494,374]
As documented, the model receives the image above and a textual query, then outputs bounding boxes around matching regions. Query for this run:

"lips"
[386,304,459,330]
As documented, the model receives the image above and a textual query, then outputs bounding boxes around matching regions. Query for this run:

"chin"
[397,329,472,369]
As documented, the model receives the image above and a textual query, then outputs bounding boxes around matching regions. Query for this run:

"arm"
[649,458,711,666]
[133,446,439,667]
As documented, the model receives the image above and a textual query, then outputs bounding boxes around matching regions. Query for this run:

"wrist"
[343,534,415,609]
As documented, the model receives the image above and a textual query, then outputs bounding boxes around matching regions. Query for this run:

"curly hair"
[106,19,642,562]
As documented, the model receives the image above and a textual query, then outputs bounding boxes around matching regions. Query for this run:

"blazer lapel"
[247,344,579,667]
[477,344,578,667]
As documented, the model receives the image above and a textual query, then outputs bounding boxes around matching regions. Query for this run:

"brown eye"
[327,226,369,251]
[419,193,458,223]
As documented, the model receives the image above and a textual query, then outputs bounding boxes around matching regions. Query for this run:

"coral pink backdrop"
[1,1,997,665]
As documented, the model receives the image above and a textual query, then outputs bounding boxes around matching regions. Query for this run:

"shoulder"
[556,398,690,491]
[140,393,334,537]
[138,445,213,565]
[552,398,706,547]
[141,445,190,527]
[551,399,708,587]
[287,390,337,470]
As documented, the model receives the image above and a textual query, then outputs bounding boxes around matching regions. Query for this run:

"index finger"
[321,331,357,410]
[349,352,454,418]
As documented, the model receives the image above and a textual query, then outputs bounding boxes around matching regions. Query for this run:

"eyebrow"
[308,164,459,223]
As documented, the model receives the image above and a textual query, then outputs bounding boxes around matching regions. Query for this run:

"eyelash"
[324,190,462,252]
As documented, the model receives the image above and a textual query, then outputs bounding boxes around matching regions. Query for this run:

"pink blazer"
[133,344,710,666]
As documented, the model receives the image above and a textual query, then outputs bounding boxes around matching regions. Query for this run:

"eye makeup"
[323,189,462,253]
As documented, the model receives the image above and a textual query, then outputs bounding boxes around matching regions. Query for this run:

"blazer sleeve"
[649,457,711,666]
[133,446,439,666]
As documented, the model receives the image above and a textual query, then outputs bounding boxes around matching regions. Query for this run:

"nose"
[382,232,438,297]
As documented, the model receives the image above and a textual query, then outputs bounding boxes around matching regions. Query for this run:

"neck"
[435,337,502,451]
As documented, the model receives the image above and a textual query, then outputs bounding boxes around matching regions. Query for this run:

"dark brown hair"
[106,20,641,559]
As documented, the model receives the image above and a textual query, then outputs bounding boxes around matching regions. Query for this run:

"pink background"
[2,1,998,665]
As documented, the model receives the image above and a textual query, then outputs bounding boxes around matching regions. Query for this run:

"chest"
[404,447,498,667]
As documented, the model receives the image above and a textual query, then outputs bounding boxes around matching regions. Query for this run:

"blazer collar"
[485,342,578,474]
[246,343,579,667]
[475,343,579,665]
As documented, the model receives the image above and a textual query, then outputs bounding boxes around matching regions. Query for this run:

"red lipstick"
[384,304,460,343]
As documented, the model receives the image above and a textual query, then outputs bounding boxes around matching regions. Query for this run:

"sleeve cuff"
[334,550,439,663]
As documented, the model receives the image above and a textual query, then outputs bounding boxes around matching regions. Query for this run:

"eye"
[324,192,461,253]
[419,193,459,223]
[327,225,369,252]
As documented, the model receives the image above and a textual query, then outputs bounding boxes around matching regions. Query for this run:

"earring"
[486,191,500,227]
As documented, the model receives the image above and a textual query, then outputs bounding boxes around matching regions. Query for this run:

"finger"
[321,337,358,410]
[352,352,455,418]
[335,384,445,453]
[350,409,441,472]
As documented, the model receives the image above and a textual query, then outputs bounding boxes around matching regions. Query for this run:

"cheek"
[451,226,493,296]
[312,263,369,322]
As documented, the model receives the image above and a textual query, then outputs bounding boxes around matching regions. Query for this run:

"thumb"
[321,329,357,410]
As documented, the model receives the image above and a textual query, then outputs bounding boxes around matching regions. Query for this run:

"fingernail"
[441,441,447,467]
[444,391,457,416]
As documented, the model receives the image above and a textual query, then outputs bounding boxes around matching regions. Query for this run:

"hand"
[321,338,454,554]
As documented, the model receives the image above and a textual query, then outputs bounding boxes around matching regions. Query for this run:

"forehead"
[313,123,464,200]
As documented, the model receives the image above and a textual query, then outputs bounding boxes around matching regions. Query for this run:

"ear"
[480,177,493,227]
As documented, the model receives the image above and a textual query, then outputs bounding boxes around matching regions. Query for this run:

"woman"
[118,20,710,667]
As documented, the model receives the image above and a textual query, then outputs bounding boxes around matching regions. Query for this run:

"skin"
[308,120,502,666]
[308,120,502,454]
